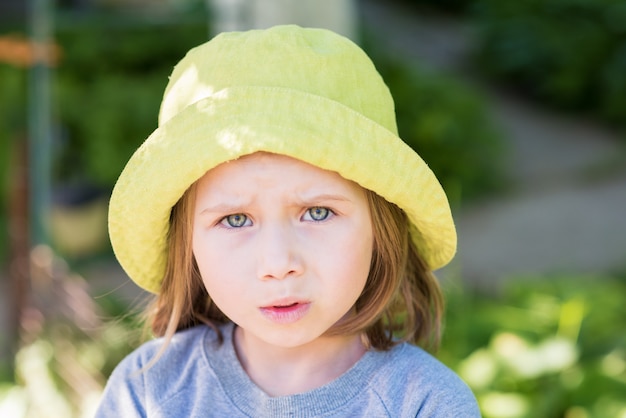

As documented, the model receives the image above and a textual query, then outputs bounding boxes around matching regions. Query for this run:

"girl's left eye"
[220,214,251,228]
[303,207,332,222]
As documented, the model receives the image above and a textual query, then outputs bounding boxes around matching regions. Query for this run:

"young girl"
[96,25,480,417]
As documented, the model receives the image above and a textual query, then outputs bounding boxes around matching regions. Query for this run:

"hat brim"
[109,86,456,294]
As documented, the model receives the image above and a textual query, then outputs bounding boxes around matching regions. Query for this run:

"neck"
[233,326,366,397]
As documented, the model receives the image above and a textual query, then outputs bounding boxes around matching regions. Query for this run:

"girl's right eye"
[220,214,251,228]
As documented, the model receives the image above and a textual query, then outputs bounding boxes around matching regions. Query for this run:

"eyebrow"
[198,200,251,215]
[292,193,353,206]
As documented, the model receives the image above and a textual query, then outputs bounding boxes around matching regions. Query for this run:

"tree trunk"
[0,136,30,382]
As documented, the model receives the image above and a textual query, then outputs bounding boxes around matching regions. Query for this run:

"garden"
[1,0,625,416]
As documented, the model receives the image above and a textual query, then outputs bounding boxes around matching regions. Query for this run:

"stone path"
[358,0,626,287]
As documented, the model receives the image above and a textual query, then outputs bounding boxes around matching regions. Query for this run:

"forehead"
[195,152,364,194]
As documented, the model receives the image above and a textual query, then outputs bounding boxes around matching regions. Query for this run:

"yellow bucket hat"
[109,25,456,294]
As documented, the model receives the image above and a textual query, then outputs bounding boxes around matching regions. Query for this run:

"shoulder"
[110,324,215,377]
[367,343,481,417]
[95,325,221,417]
[135,324,217,367]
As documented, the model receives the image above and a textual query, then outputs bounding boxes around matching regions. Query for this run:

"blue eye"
[222,214,249,228]
[306,207,330,221]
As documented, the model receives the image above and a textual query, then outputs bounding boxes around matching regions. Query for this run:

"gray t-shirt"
[95,323,480,417]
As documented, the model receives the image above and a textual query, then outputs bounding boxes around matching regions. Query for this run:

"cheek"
[195,255,247,320]
[193,230,256,305]
[192,235,212,280]
[192,226,232,273]
[324,225,373,292]
[193,234,230,296]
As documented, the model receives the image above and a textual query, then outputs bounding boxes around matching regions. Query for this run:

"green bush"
[442,275,626,418]
[0,18,209,262]
[0,302,144,418]
[472,0,626,129]
[393,0,476,14]
[53,16,209,186]
[3,272,624,417]
[366,51,507,203]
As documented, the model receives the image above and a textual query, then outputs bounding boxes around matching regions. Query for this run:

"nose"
[256,222,303,281]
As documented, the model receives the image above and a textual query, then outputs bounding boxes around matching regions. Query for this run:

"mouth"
[270,302,299,309]
[259,299,311,324]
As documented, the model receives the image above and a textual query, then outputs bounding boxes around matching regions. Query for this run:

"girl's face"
[192,152,373,350]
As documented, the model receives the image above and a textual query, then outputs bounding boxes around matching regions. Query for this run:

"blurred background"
[1,0,625,416]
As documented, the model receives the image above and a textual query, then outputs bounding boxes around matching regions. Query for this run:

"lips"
[259,299,311,324]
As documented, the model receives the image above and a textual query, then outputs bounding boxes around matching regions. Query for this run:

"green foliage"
[442,275,626,418]
[0,293,144,418]
[367,51,507,203]
[2,273,625,417]
[0,18,209,261]
[53,17,209,186]
[472,0,626,130]
[394,0,476,14]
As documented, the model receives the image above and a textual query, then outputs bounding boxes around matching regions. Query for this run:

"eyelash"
[218,207,335,228]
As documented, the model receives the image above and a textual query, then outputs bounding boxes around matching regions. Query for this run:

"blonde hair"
[147,183,444,353]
